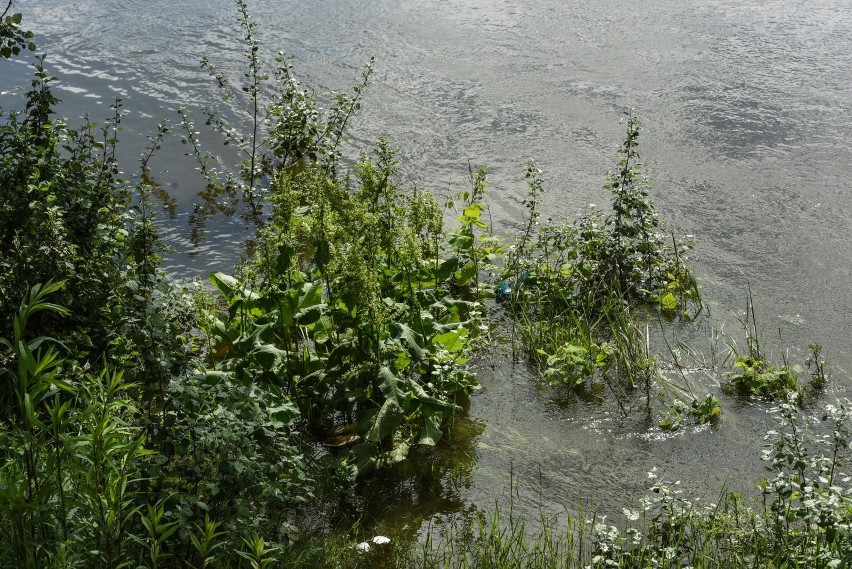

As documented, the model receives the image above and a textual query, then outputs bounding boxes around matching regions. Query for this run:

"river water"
[3,0,852,541]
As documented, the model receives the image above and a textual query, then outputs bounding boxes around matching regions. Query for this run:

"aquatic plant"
[178,0,374,235]
[399,398,852,568]
[723,291,827,401]
[203,141,484,480]
[502,114,703,421]
[659,394,721,432]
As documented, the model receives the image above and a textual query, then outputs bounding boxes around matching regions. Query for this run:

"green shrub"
[0,61,129,350]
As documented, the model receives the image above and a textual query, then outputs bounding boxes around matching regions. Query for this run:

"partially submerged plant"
[659,394,721,432]
[723,292,827,402]
[726,354,799,400]
[201,141,486,480]
[807,343,828,390]
[179,0,374,235]
[501,113,702,420]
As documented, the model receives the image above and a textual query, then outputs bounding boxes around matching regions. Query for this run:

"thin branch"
[1,0,13,20]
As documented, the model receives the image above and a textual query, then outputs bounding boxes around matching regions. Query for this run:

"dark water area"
[3,0,852,542]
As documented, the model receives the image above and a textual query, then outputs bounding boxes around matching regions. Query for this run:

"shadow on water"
[329,411,486,545]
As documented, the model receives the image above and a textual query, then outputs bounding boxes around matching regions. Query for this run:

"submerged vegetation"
[0,2,847,567]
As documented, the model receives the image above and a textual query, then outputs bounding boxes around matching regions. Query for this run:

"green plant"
[0,58,137,355]
[189,515,227,569]
[659,394,720,432]
[236,534,280,569]
[726,354,799,399]
[133,500,180,569]
[758,395,852,566]
[807,343,828,390]
[447,164,504,296]
[0,283,156,568]
[0,1,34,59]
[0,281,71,566]
[502,116,701,422]
[180,0,374,234]
[201,142,483,480]
[722,294,825,401]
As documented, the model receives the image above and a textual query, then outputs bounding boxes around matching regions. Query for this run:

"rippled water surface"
[4,0,852,538]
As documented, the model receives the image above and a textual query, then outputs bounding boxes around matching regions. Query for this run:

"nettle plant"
[502,114,703,416]
[0,61,130,344]
[201,141,486,479]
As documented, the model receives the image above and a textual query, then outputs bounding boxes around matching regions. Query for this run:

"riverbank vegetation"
[1,3,849,567]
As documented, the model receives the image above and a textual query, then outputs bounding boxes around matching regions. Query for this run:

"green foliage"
[3,3,848,567]
[204,140,483,479]
[0,59,131,350]
[0,283,150,568]
[758,396,852,567]
[659,395,721,432]
[146,368,313,543]
[404,399,852,568]
[0,2,35,59]
[722,293,827,401]
[447,165,505,294]
[807,343,828,390]
[503,114,702,421]
[181,0,374,232]
[726,354,800,399]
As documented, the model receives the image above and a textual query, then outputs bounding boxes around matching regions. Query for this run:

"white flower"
[371,535,391,545]
[356,541,371,553]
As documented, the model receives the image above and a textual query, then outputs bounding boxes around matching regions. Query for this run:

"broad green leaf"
[393,323,427,361]
[313,239,331,269]
[296,281,323,312]
[294,303,326,326]
[366,398,404,442]
[202,371,231,386]
[433,327,469,353]
[417,414,443,446]
[454,262,477,286]
[433,258,458,282]
[250,344,288,371]
[462,203,481,220]
[344,442,381,479]
[661,292,677,311]
[377,366,405,405]
[210,272,258,305]
[408,381,458,414]
[388,441,411,463]
[267,400,300,426]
